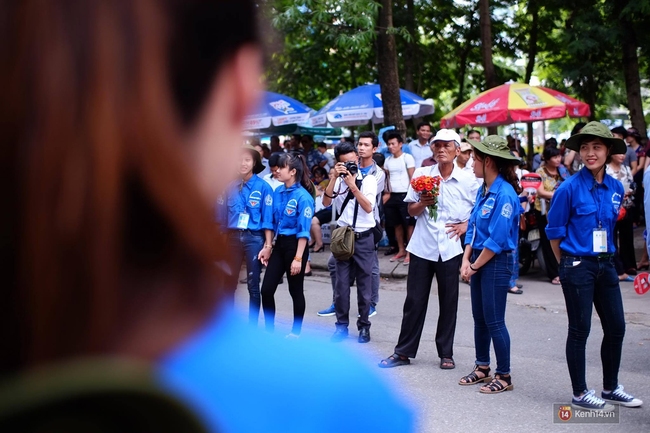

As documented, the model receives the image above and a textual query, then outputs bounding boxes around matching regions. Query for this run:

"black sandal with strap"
[479,373,513,394]
[378,354,410,369]
[458,365,491,386]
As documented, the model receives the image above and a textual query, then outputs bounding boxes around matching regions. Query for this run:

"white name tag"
[237,213,250,230]
[592,228,607,253]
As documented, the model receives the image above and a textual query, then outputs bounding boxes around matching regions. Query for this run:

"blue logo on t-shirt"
[249,191,262,208]
[285,199,298,216]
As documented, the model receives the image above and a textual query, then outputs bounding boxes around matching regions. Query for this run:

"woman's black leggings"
[261,235,309,334]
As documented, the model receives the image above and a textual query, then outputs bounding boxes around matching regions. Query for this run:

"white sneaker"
[572,390,615,412]
[602,385,643,408]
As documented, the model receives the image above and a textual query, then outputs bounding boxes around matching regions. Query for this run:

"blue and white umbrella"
[243,91,312,130]
[310,84,434,127]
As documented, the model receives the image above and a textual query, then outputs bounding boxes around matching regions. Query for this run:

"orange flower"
[410,175,443,221]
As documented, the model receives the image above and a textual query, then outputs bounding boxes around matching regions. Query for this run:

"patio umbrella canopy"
[440,82,590,129]
[243,91,312,130]
[310,84,434,127]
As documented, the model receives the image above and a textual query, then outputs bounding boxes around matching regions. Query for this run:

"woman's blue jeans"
[228,230,264,325]
[470,250,514,375]
[558,254,625,396]
[509,247,519,288]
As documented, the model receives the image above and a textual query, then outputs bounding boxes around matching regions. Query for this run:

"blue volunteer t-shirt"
[157,306,415,433]
[272,183,314,238]
[359,165,372,176]
[223,174,274,231]
[465,174,521,254]
[545,167,623,256]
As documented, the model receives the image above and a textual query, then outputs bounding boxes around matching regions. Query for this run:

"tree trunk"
[524,0,538,84]
[403,0,416,93]
[479,0,498,89]
[479,0,498,134]
[620,29,647,138]
[455,43,470,108]
[403,0,422,129]
[525,0,539,164]
[526,123,534,167]
[586,75,597,122]
[377,0,406,137]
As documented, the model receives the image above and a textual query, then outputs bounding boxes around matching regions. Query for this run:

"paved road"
[235,262,650,433]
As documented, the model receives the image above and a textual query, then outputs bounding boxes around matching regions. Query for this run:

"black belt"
[229,229,263,235]
[335,226,373,239]
[561,252,614,260]
[354,229,373,239]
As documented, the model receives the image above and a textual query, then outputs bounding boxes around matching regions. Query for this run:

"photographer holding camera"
[322,140,378,343]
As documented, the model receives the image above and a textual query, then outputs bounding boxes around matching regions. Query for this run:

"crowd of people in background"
[12,0,647,429]
[226,119,646,411]
[236,120,650,302]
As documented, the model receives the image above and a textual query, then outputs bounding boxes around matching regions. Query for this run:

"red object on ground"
[633,272,650,295]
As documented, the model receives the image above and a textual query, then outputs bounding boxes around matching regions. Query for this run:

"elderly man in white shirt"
[408,122,433,168]
[379,129,478,370]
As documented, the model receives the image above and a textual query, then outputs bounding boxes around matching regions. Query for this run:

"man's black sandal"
[378,354,410,368]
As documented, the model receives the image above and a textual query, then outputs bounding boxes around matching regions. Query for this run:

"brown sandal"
[479,373,513,394]
[458,365,491,386]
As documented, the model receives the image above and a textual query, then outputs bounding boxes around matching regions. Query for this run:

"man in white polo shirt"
[378,129,478,370]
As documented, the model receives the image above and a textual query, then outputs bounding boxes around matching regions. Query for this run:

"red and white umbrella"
[440,82,590,129]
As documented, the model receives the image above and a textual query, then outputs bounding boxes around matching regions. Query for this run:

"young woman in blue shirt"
[546,121,643,411]
[222,145,274,325]
[460,136,521,394]
[259,153,315,338]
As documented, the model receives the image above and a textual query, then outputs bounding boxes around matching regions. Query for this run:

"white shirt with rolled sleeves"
[408,139,433,168]
[454,157,481,190]
[405,165,478,261]
[333,174,378,232]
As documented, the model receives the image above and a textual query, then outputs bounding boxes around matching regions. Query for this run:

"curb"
[310,261,409,280]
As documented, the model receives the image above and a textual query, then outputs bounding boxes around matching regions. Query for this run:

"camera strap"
[338,176,364,225]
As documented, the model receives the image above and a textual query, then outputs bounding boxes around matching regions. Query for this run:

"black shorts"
[314,207,333,225]
[384,192,411,227]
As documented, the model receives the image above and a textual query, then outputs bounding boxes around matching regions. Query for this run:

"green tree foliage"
[265,0,380,109]
[265,0,649,135]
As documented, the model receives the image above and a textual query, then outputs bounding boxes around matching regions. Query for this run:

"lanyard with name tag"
[592,228,607,253]
[237,213,250,229]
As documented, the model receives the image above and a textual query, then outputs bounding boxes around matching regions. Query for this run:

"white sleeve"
[362,175,377,208]
[332,178,346,212]
[374,167,386,193]
[404,167,425,203]
[405,153,416,169]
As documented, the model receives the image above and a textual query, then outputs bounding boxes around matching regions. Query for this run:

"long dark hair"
[277,153,315,195]
[474,149,523,195]
[0,0,259,373]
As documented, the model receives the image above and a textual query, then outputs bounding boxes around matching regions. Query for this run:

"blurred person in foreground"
[0,1,414,432]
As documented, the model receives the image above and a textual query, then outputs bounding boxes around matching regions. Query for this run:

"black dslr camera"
[340,161,359,177]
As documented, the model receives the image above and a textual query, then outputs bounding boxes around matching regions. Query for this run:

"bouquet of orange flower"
[410,175,442,221]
